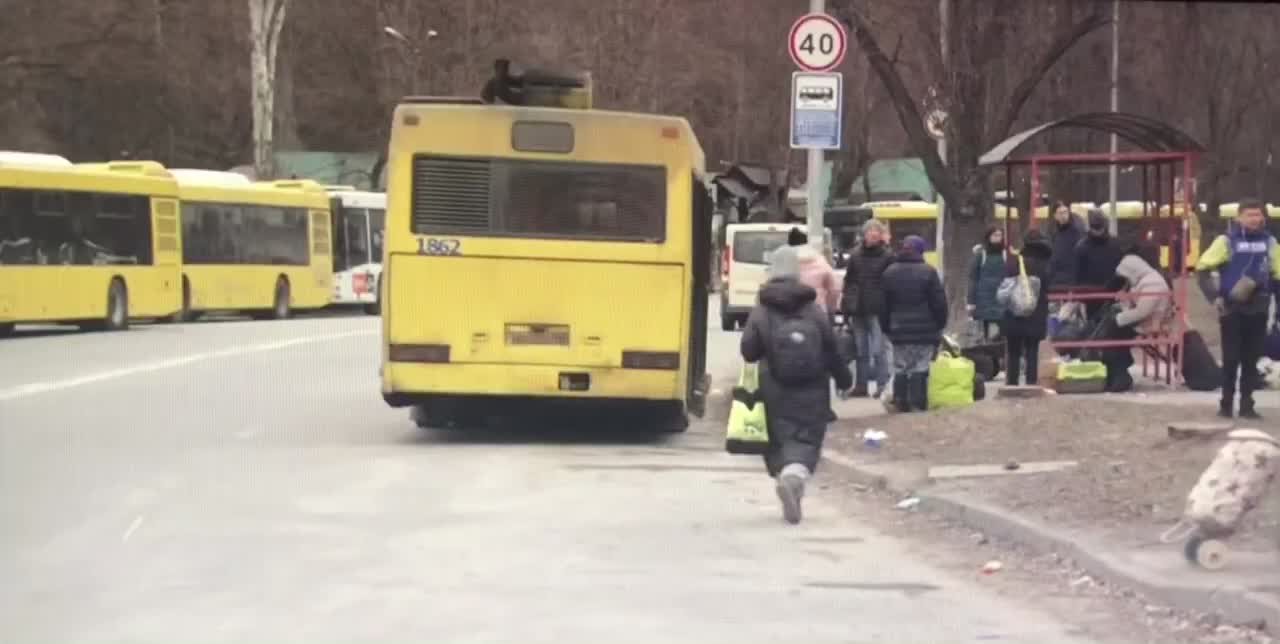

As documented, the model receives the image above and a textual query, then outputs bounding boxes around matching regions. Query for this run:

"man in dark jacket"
[1048,200,1084,289]
[1002,230,1053,386]
[1075,209,1126,319]
[1195,198,1280,419]
[880,235,947,412]
[840,218,894,397]
[741,250,854,525]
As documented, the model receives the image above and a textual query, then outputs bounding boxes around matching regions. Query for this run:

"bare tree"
[833,0,1108,314]
[248,0,289,179]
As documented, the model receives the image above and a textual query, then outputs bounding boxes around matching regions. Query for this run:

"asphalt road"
[0,311,1109,643]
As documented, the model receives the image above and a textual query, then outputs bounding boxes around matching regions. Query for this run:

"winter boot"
[775,463,809,525]
[1218,398,1234,419]
[891,374,909,412]
[909,373,930,412]
[1240,397,1263,421]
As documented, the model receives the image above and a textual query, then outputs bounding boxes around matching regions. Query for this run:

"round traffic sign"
[788,13,848,72]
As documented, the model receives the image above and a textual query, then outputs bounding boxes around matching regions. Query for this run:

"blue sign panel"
[790,72,843,150]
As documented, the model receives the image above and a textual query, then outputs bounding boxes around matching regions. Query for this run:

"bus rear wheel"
[271,278,291,320]
[95,279,129,332]
[654,401,690,433]
[0,322,14,337]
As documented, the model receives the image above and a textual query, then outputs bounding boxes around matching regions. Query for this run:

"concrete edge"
[821,449,1280,636]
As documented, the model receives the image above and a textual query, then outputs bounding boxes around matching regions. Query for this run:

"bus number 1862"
[418,238,461,256]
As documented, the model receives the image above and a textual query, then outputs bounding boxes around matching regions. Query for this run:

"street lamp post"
[383,26,438,95]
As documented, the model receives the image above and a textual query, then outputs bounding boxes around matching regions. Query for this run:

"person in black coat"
[1075,209,1126,319]
[741,254,854,525]
[880,235,947,411]
[1002,230,1054,386]
[1047,200,1084,290]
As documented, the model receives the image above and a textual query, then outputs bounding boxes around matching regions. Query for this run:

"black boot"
[892,375,909,412]
[909,373,930,412]
[1218,399,1234,419]
[1240,398,1262,420]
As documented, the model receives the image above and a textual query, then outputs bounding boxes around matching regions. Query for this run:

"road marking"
[122,515,144,542]
[0,329,376,402]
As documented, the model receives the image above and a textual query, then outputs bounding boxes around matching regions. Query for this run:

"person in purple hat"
[879,235,948,411]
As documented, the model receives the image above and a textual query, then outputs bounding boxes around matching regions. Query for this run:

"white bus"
[327,188,386,314]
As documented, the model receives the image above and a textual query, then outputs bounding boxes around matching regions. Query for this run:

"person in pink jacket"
[773,228,840,313]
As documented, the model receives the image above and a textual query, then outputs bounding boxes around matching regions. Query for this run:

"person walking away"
[1048,200,1084,289]
[765,227,808,279]
[881,235,947,411]
[968,226,1008,341]
[840,219,894,397]
[1195,198,1280,419]
[1075,209,1126,320]
[740,250,854,524]
[789,229,840,313]
[1002,230,1053,386]
[1099,253,1172,392]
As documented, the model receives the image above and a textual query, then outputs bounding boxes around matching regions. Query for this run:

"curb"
[822,449,1280,636]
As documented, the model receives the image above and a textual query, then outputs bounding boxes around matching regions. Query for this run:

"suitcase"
[1181,329,1220,392]
[1055,360,1107,394]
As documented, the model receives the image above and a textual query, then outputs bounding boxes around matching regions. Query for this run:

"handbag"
[996,255,1040,317]
[725,363,769,455]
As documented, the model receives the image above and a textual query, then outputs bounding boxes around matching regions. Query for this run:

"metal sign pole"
[805,0,826,252]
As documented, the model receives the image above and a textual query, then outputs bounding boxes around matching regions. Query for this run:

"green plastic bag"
[725,363,769,454]
[928,354,976,410]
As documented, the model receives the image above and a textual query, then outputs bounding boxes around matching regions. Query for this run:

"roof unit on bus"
[82,160,171,177]
[0,151,73,167]
[260,179,325,192]
[170,169,254,186]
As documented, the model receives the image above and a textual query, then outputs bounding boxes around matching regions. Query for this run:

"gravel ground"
[827,397,1280,550]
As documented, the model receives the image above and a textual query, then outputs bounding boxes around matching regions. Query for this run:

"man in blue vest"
[1195,198,1280,419]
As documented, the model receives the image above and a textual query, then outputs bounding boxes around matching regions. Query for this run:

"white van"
[719,223,837,331]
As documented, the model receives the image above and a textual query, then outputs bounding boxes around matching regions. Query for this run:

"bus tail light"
[389,344,451,363]
[621,351,680,370]
[721,246,730,280]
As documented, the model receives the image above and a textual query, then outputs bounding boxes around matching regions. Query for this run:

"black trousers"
[1220,312,1268,407]
[1005,334,1041,385]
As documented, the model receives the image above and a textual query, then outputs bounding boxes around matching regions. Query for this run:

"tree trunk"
[249,0,289,179]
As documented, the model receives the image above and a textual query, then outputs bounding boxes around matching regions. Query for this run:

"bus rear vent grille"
[412,156,492,233]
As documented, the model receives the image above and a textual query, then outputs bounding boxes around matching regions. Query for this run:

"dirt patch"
[827,397,1280,549]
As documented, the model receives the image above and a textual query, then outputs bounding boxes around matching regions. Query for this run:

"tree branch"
[991,8,1109,142]
[834,1,959,201]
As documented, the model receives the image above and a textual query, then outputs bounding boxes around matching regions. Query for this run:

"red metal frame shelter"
[979,113,1205,386]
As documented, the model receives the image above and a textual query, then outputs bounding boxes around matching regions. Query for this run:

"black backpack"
[1181,330,1220,392]
[767,311,825,385]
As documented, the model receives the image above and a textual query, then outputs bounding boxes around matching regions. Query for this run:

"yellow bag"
[725,363,769,455]
[927,354,976,410]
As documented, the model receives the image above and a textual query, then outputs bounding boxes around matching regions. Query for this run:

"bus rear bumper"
[381,361,681,408]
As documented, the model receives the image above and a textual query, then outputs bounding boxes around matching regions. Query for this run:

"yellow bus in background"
[0,155,182,335]
[1100,201,1202,270]
[380,96,711,432]
[172,170,332,319]
[861,200,939,266]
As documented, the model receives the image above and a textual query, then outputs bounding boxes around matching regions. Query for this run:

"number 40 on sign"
[788,13,848,72]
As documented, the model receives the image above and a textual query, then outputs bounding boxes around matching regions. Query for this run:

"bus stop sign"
[790,72,842,150]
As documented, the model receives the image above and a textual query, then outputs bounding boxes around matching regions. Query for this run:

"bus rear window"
[886,219,937,249]
[731,231,787,264]
[411,155,666,242]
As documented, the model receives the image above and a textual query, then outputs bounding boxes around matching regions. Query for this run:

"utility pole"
[935,0,949,280]
[1108,0,1120,235]
[805,0,826,253]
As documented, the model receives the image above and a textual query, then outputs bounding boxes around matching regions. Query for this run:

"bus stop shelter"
[978,112,1205,385]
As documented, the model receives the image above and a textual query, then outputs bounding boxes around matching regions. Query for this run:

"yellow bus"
[1100,201,1202,270]
[1,155,182,335]
[380,96,711,432]
[862,200,939,266]
[171,170,333,319]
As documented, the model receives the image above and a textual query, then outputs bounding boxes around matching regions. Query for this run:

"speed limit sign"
[788,13,847,72]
